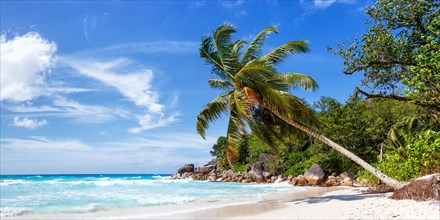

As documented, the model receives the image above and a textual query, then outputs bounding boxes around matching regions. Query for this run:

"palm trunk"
[270,110,407,190]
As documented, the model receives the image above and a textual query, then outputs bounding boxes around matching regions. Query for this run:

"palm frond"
[196,94,229,139]
[259,40,310,65]
[200,35,227,79]
[223,39,246,76]
[208,78,234,90]
[241,26,278,64]
[225,111,247,160]
[213,23,236,71]
[235,60,277,86]
[276,72,319,91]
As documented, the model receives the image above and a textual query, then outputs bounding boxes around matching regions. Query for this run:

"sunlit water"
[0,174,295,217]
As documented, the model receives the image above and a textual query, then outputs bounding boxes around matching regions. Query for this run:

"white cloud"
[4,98,129,123]
[1,136,93,152]
[0,32,56,102]
[187,1,206,12]
[12,117,48,129]
[300,0,357,10]
[220,0,245,9]
[128,112,180,134]
[52,97,130,122]
[97,41,199,54]
[313,0,336,9]
[83,14,97,40]
[1,32,181,131]
[61,58,162,111]
[1,134,216,174]
[61,57,180,131]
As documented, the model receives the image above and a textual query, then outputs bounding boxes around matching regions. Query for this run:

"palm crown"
[196,23,319,166]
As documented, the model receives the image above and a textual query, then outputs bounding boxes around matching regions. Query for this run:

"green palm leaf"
[260,40,310,65]
[196,94,229,139]
[242,26,278,64]
[208,78,234,90]
[276,73,319,91]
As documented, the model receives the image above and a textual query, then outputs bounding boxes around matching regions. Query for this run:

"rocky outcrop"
[171,155,287,184]
[172,159,368,187]
[304,164,325,185]
[177,164,194,174]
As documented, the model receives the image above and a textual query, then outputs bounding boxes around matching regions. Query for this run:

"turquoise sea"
[0,174,295,218]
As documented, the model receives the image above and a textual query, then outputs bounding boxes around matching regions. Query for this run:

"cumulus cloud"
[12,117,48,129]
[0,32,57,102]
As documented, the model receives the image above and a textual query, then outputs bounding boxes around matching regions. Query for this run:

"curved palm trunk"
[269,110,407,189]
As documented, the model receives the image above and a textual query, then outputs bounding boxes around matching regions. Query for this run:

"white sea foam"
[70,203,108,213]
[0,179,28,186]
[0,207,32,217]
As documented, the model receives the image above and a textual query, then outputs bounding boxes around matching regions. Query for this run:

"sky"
[1,0,370,175]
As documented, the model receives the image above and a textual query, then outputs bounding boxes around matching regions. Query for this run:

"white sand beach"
[164,187,439,220]
[227,187,440,220]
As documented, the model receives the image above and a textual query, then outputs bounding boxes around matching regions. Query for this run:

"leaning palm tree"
[196,23,406,189]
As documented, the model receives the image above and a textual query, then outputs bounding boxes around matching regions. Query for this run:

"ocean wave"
[69,203,108,213]
[0,179,29,186]
[0,207,32,217]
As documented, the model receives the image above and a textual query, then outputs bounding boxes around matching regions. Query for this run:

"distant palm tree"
[196,23,406,189]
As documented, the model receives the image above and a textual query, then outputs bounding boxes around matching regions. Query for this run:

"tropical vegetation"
[197,0,439,190]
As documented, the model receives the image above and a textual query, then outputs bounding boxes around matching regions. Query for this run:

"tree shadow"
[293,192,386,204]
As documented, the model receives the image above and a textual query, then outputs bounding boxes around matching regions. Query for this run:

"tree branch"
[355,87,440,112]
[344,60,416,75]
[355,87,411,102]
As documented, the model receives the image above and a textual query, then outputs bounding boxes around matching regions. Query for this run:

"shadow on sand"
[295,191,386,204]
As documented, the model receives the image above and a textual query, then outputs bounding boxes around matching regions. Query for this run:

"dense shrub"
[359,130,440,183]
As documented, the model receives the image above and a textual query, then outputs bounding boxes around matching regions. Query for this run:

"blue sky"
[1,0,369,175]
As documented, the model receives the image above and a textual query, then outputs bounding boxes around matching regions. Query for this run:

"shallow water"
[0,174,297,218]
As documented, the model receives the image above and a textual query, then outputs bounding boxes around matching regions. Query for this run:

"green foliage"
[360,130,440,183]
[210,136,226,157]
[329,0,440,114]
[313,96,422,163]
[246,134,275,164]
[283,153,320,176]
[262,157,285,176]
[233,164,248,173]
